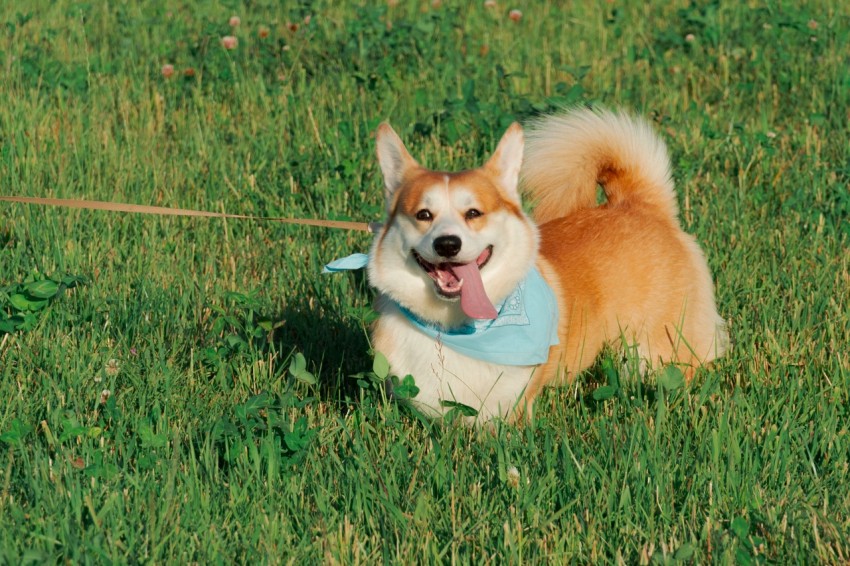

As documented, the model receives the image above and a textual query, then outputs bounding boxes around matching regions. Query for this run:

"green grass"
[1,0,848,562]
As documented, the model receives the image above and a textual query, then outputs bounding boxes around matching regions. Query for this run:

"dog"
[367,107,728,423]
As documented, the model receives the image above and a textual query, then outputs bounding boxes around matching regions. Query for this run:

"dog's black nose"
[433,235,462,258]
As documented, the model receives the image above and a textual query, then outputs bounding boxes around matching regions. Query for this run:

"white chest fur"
[373,305,536,422]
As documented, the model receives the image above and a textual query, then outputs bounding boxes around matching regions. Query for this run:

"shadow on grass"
[270,271,376,405]
[572,359,662,414]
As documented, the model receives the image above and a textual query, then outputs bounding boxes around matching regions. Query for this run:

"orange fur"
[369,109,728,424]
[517,109,728,417]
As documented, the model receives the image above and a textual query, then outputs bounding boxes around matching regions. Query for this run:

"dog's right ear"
[376,123,419,204]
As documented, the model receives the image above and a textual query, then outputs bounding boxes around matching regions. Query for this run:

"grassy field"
[1,0,848,562]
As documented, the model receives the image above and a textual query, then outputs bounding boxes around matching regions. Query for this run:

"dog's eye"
[464,208,483,220]
[415,209,433,222]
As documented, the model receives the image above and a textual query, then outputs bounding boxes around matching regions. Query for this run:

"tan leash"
[0,195,382,233]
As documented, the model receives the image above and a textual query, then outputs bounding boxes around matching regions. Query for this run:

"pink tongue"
[451,262,498,320]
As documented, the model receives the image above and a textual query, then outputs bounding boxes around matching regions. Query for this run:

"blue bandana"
[323,253,370,273]
[324,254,559,366]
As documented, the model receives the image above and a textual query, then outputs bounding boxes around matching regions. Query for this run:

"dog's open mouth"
[413,245,497,319]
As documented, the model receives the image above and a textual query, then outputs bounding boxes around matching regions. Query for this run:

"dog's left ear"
[484,122,524,204]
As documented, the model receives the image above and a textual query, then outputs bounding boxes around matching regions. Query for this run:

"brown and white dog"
[367,107,728,423]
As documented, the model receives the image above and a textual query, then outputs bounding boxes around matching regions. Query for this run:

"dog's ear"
[484,122,524,204]
[376,123,419,204]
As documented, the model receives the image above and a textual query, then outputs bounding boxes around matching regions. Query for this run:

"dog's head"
[368,123,539,328]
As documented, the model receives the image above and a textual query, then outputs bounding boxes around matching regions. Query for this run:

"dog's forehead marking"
[397,169,522,217]
[421,181,451,210]
[451,171,513,212]
[421,180,481,213]
[397,172,447,214]
[450,186,478,208]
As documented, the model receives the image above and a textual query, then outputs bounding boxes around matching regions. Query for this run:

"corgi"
[367,107,728,423]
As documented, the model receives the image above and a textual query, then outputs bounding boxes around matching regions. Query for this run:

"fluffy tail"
[521,107,679,224]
